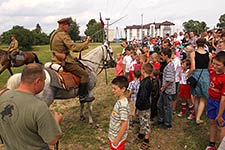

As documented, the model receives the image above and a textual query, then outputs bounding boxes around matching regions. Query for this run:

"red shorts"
[179,84,191,99]
[109,140,126,150]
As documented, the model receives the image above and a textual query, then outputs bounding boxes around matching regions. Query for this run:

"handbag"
[187,69,203,88]
[187,76,197,88]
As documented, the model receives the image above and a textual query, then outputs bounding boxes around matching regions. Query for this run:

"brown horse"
[0,49,41,75]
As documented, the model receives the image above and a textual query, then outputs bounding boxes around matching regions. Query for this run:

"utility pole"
[141,14,143,40]
[105,17,110,41]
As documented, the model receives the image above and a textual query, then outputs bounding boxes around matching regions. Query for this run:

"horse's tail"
[32,52,42,64]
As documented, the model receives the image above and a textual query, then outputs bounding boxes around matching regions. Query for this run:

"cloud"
[0,0,224,36]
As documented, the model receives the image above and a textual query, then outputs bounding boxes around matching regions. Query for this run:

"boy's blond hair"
[142,63,153,75]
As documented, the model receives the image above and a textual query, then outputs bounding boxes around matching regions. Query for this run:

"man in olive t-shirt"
[0,64,62,150]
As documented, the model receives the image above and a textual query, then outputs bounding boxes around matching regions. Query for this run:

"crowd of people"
[1,16,225,149]
[111,29,225,150]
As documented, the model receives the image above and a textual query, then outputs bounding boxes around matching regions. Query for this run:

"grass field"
[0,43,211,150]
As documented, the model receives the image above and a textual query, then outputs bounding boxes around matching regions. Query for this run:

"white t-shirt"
[129,60,137,71]
[172,57,181,83]
[122,55,132,73]
[180,69,189,84]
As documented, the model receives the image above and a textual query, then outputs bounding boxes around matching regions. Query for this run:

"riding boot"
[11,58,16,66]
[78,83,95,103]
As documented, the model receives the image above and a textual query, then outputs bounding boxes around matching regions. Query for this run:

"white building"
[124,21,175,41]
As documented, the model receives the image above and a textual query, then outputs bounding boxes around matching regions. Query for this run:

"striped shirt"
[162,61,176,95]
[127,79,140,101]
[108,98,129,142]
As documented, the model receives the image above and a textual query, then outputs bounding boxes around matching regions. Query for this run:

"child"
[136,63,153,150]
[205,51,225,150]
[151,52,160,70]
[177,59,195,120]
[150,68,160,122]
[128,51,137,82]
[140,54,148,65]
[115,53,124,76]
[142,46,151,63]
[109,76,129,150]
[127,69,141,126]
[122,47,132,78]
[179,45,187,61]
[172,48,181,114]
[134,55,142,71]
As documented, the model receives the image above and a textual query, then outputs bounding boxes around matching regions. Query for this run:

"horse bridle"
[101,45,115,68]
[80,44,115,74]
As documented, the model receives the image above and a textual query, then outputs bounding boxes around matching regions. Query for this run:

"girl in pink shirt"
[115,53,124,76]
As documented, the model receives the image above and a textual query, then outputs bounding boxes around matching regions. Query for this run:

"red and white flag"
[100,12,105,28]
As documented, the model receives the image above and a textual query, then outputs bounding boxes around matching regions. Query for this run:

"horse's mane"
[83,45,102,59]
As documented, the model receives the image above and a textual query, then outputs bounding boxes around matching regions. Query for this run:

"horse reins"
[79,45,113,75]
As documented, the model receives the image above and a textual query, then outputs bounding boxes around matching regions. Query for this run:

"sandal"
[140,142,150,150]
[196,119,204,125]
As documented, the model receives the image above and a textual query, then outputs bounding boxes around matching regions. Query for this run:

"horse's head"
[101,41,116,68]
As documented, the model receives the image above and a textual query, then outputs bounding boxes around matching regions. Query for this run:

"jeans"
[157,93,173,126]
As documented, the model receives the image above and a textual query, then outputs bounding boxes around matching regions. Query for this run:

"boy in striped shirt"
[109,76,129,150]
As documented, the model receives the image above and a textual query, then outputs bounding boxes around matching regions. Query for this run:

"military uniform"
[50,17,89,83]
[8,38,19,59]
[50,17,94,103]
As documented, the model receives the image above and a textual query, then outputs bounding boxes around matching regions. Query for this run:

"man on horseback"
[50,17,94,104]
[7,34,19,66]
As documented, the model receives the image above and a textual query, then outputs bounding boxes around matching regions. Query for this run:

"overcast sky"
[0,0,224,37]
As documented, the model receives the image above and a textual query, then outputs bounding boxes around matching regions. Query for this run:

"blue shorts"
[207,97,225,127]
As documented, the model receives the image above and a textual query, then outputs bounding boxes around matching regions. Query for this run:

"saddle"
[16,52,24,60]
[9,50,24,60]
[45,63,81,90]
[55,71,81,90]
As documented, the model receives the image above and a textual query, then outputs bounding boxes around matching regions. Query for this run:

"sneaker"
[152,121,164,126]
[161,124,172,129]
[177,112,185,117]
[187,114,195,120]
[205,145,217,150]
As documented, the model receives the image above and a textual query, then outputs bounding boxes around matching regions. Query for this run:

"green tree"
[32,32,49,45]
[68,19,80,42]
[217,14,225,28]
[85,19,105,42]
[1,26,33,50]
[33,23,42,33]
[183,20,208,35]
[32,24,49,45]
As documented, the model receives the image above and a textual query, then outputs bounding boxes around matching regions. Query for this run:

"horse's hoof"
[80,116,85,121]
